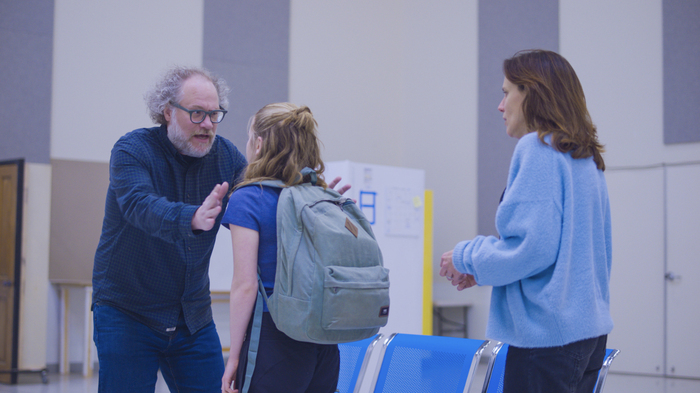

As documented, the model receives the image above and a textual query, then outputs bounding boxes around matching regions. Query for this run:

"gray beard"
[167,117,213,158]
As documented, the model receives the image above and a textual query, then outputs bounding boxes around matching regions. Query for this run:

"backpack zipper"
[309,198,351,210]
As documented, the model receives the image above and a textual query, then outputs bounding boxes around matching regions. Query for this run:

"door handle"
[665,272,681,282]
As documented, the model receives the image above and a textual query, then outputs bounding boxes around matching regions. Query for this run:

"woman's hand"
[439,250,477,290]
[328,176,351,195]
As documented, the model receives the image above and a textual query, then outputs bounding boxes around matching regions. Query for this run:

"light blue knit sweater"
[453,132,613,348]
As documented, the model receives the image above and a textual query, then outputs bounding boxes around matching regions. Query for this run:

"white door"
[665,164,700,378]
[605,168,665,375]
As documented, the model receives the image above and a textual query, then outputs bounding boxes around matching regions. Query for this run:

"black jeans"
[504,335,607,393]
[236,312,340,393]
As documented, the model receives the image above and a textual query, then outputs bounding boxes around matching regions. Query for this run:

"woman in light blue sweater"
[440,50,613,393]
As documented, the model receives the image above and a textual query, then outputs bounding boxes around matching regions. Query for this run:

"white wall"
[289,0,406,166]
[396,0,488,336]
[289,0,488,338]
[51,0,205,162]
[560,0,700,167]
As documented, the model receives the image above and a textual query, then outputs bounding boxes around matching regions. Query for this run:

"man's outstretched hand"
[192,182,229,231]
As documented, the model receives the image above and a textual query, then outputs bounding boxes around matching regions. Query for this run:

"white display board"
[324,161,426,336]
[208,161,426,336]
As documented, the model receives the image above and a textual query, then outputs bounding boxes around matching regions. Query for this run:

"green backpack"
[241,168,389,392]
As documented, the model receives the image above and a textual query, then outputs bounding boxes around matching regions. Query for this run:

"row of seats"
[337,333,620,393]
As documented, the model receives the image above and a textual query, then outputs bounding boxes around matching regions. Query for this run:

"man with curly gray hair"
[92,65,247,392]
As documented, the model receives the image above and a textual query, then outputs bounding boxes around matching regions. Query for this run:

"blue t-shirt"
[221,185,281,311]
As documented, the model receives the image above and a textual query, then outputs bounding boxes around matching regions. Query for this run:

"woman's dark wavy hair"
[235,103,328,190]
[504,50,605,170]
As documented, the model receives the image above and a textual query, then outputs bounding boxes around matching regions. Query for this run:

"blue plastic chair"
[480,342,508,393]
[480,343,620,393]
[368,333,490,393]
[594,348,620,393]
[337,334,383,393]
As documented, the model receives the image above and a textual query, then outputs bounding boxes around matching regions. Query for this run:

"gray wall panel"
[477,0,558,236]
[663,0,700,144]
[0,0,54,164]
[203,0,290,152]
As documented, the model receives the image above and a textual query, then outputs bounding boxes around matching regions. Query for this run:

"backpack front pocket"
[321,265,390,330]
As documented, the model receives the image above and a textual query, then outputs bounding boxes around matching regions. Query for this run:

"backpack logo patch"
[345,217,359,238]
[379,306,390,317]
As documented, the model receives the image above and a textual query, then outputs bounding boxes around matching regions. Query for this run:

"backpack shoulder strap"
[240,272,270,393]
[300,167,318,185]
[248,179,286,189]
[248,168,318,189]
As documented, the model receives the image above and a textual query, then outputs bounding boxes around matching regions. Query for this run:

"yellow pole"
[422,190,434,335]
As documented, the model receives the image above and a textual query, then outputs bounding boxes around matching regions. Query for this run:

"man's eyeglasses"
[169,101,227,124]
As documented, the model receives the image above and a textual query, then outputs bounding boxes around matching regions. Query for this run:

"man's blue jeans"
[93,303,224,393]
[503,335,607,393]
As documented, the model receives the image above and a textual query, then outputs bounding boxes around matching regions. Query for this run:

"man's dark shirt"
[93,125,246,334]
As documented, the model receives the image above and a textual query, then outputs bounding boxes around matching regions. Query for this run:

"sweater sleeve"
[453,134,564,286]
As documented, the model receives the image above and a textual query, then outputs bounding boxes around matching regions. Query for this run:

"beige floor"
[2,370,700,393]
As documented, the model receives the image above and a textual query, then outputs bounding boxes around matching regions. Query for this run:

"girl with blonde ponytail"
[221,103,340,393]
[237,103,327,189]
